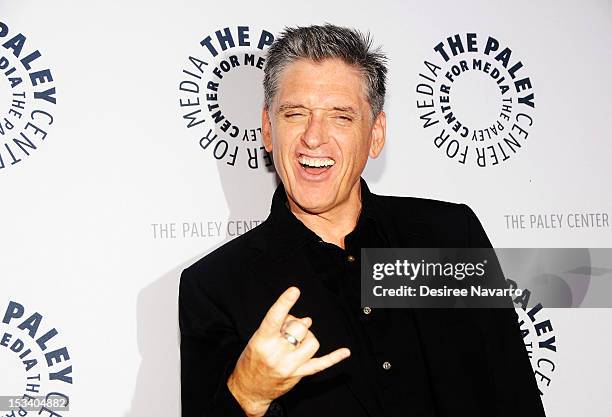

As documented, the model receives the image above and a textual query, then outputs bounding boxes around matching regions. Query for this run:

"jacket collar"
[266,177,382,254]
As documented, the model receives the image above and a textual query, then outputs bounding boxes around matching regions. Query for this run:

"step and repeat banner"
[1,0,611,416]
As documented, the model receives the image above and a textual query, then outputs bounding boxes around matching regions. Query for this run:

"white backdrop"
[1,0,611,416]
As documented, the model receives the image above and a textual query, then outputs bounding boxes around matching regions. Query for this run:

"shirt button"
[382,361,392,370]
[362,306,372,315]
[347,255,356,262]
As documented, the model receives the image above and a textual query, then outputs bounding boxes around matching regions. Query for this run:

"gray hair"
[263,24,388,119]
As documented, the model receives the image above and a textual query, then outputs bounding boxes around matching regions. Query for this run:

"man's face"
[262,58,386,215]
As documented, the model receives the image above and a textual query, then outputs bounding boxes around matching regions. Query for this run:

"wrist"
[227,371,271,417]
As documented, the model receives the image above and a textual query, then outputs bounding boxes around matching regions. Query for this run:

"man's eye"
[337,115,352,122]
[286,113,303,118]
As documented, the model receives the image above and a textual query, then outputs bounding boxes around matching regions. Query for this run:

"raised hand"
[227,286,351,417]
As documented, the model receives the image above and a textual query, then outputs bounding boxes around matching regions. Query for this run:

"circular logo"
[0,21,56,172]
[416,33,535,167]
[178,26,275,170]
[1,300,73,414]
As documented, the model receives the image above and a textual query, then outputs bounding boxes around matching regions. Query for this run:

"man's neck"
[287,183,362,250]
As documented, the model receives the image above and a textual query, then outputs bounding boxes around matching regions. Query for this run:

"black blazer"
[179,187,546,417]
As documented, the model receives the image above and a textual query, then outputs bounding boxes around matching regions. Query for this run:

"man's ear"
[262,106,273,153]
[369,110,386,158]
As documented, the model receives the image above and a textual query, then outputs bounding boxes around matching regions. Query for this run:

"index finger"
[259,286,301,336]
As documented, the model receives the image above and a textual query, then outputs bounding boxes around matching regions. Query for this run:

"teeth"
[298,155,335,168]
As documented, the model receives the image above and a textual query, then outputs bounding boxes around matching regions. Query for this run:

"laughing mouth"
[297,155,336,168]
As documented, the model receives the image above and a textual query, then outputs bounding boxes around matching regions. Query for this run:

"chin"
[291,189,335,214]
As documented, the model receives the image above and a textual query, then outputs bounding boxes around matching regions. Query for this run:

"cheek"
[274,125,300,152]
[338,133,370,162]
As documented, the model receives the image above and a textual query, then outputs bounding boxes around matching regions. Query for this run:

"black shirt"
[270,178,437,417]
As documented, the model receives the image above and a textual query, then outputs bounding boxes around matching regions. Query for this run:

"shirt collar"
[269,177,381,248]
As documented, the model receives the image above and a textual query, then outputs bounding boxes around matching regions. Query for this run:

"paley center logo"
[1,300,73,415]
[178,26,275,170]
[0,21,56,172]
[416,33,535,167]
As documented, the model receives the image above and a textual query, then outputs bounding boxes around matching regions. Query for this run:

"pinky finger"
[295,347,351,376]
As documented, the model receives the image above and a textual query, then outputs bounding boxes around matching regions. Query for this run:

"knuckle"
[273,364,293,379]
[250,337,272,358]
[250,331,265,346]
[312,338,320,351]
[250,342,265,359]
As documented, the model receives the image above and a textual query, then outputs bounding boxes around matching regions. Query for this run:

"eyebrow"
[277,103,307,113]
[277,103,359,116]
[331,106,359,115]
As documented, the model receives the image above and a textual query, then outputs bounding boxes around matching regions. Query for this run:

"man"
[179,24,546,417]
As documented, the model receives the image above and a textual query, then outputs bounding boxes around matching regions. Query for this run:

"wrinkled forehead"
[273,58,370,110]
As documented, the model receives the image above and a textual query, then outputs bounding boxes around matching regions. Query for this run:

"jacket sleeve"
[462,204,547,416]
[179,267,247,417]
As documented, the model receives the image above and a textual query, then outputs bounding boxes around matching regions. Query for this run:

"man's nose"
[302,114,328,149]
